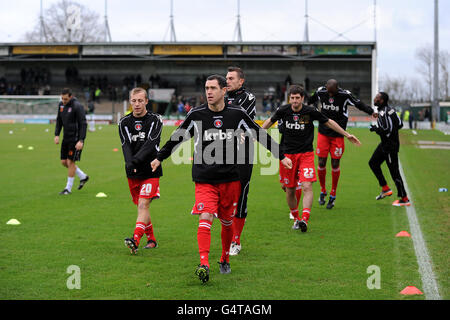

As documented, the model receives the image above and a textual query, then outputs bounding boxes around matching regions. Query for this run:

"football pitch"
[0,123,448,300]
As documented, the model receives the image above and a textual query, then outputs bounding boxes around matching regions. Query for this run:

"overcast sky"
[0,0,449,81]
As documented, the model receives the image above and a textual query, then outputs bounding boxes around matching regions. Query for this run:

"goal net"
[0,95,60,115]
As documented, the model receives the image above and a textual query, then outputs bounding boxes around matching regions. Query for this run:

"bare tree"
[23,0,104,43]
[415,45,433,102]
[380,74,427,105]
[440,50,449,100]
[415,45,450,102]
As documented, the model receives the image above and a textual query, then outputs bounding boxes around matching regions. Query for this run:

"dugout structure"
[0,42,376,119]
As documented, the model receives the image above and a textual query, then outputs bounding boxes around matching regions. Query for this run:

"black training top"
[372,104,403,152]
[55,97,87,142]
[157,103,284,184]
[309,86,373,137]
[270,104,329,154]
[118,111,163,179]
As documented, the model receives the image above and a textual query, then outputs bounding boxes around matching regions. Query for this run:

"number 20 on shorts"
[140,183,152,195]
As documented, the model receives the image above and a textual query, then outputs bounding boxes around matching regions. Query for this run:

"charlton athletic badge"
[135,123,142,131]
[197,203,204,211]
[214,119,223,128]
[329,98,334,104]
[293,115,299,122]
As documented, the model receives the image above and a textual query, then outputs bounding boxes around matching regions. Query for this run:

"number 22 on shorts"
[303,168,314,179]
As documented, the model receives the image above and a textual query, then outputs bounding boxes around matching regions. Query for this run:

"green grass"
[0,123,448,300]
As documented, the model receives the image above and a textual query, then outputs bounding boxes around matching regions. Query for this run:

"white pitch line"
[398,160,442,300]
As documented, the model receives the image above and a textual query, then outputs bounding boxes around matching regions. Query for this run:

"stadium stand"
[0,42,375,121]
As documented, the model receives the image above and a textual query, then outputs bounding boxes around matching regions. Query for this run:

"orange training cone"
[400,286,423,295]
[113,148,119,152]
[396,231,411,237]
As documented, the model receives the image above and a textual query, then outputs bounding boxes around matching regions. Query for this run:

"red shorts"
[316,132,345,159]
[279,173,302,190]
[191,181,241,221]
[279,152,316,188]
[127,177,160,205]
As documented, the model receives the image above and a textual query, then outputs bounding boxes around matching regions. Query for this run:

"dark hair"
[61,88,72,96]
[206,74,227,89]
[288,84,305,97]
[227,66,245,79]
[379,91,389,104]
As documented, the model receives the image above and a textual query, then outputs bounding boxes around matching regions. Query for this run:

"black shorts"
[61,140,82,161]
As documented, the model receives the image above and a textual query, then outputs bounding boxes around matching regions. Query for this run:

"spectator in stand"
[83,84,90,103]
[195,76,201,91]
[44,84,51,95]
[263,94,270,113]
[273,98,281,112]
[199,95,205,105]
[149,75,155,88]
[285,75,292,87]
[177,100,185,114]
[424,108,430,121]
[94,87,102,103]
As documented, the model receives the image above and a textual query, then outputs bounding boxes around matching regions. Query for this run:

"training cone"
[113,148,118,152]
[17,145,23,149]
[6,219,21,225]
[96,192,107,198]
[396,231,411,237]
[27,146,34,150]
[400,286,423,295]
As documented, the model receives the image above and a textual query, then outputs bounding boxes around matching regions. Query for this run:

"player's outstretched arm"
[346,135,361,146]
[151,159,161,172]
[261,118,274,130]
[325,119,361,146]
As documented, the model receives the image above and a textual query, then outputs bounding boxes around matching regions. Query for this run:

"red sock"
[232,217,246,245]
[295,187,302,208]
[145,222,156,242]
[290,208,299,220]
[330,167,341,197]
[197,219,212,267]
[382,185,391,192]
[301,208,311,222]
[402,196,409,202]
[220,219,233,263]
[133,221,146,246]
[318,166,327,193]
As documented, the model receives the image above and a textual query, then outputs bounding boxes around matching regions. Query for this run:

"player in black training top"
[263,85,361,233]
[225,66,257,256]
[119,87,163,254]
[309,79,376,209]
[151,75,291,283]
[369,92,410,206]
[54,88,89,195]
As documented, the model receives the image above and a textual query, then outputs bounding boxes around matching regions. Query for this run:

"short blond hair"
[129,87,148,99]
